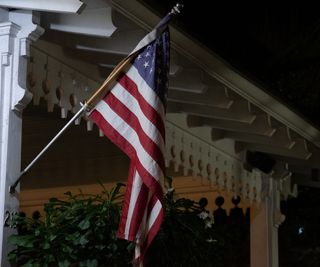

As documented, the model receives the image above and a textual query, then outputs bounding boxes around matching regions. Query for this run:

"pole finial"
[170,3,184,15]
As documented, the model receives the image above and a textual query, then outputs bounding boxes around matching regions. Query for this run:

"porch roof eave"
[111,0,320,148]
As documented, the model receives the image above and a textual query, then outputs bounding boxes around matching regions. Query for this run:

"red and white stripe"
[89,63,165,263]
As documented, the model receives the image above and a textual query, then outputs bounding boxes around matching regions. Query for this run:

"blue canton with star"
[132,29,170,106]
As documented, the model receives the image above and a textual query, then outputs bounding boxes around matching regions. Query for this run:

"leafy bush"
[8,183,133,267]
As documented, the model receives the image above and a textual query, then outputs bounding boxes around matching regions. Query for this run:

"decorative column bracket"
[8,10,44,112]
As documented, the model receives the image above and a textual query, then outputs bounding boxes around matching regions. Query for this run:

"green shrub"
[8,183,132,267]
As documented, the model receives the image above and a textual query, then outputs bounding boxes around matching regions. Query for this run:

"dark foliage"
[8,183,132,267]
[146,178,250,267]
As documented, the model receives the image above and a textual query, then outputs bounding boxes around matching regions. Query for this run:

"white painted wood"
[169,60,181,76]
[168,87,233,108]
[223,126,295,148]
[34,39,102,82]
[9,10,44,111]
[168,100,256,123]
[0,9,43,266]
[279,173,297,199]
[164,121,266,203]
[238,140,312,160]
[250,177,284,267]
[42,7,116,37]
[0,8,8,21]
[74,28,145,55]
[28,42,100,117]
[187,114,276,136]
[0,0,84,14]
[169,69,207,93]
[29,47,47,105]
[64,47,124,68]
[273,153,320,169]
[41,27,145,56]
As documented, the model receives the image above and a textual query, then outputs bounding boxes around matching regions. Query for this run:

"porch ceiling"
[22,0,320,190]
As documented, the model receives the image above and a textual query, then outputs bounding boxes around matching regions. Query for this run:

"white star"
[145,52,150,57]
[137,55,142,60]
[143,61,149,68]
[149,68,153,74]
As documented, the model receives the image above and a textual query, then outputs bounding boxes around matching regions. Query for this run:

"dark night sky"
[141,1,320,128]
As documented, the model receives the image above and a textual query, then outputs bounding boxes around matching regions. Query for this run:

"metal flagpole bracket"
[9,171,27,195]
[80,101,91,112]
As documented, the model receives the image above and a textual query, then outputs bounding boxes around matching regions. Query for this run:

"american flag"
[89,14,171,264]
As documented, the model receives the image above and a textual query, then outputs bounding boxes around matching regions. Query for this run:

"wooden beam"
[0,0,84,14]
[167,89,233,109]
[168,100,256,123]
[235,140,312,160]
[187,114,276,136]
[62,47,124,67]
[223,126,295,148]
[273,146,320,168]
[42,7,116,37]
[42,28,145,56]
[170,69,207,93]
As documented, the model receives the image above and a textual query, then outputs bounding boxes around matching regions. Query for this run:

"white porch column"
[250,177,285,267]
[0,8,43,266]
